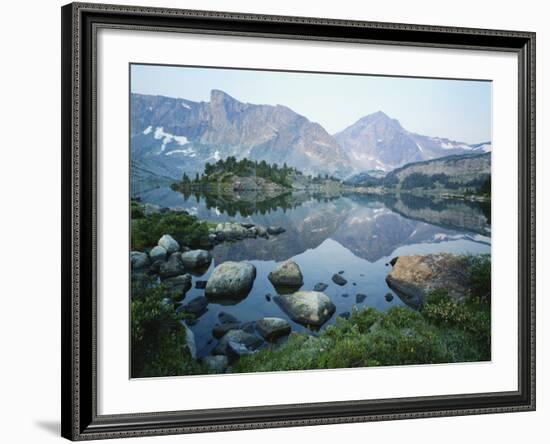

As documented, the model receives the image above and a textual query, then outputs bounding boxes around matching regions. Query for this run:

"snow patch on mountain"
[153,127,189,151]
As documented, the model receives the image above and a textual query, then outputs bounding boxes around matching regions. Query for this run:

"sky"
[131,64,492,144]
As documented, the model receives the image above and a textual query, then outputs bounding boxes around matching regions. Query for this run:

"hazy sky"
[131,64,492,144]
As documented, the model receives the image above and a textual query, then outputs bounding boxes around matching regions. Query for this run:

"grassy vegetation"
[235,255,491,373]
[130,201,210,251]
[131,281,206,378]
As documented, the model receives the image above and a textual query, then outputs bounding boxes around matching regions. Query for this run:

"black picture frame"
[61,2,536,440]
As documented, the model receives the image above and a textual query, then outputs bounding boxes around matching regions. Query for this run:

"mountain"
[334,111,490,171]
[347,152,491,193]
[384,152,491,191]
[131,90,352,182]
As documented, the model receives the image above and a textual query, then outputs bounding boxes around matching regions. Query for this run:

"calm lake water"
[134,187,491,358]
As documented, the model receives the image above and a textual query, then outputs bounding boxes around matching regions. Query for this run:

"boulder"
[218,311,239,324]
[179,296,208,317]
[130,251,150,270]
[195,280,207,289]
[385,253,470,303]
[240,222,255,229]
[356,293,367,303]
[158,234,180,254]
[332,274,348,286]
[268,260,304,288]
[256,317,291,341]
[256,225,268,238]
[162,274,192,293]
[149,245,167,263]
[275,291,335,327]
[159,253,185,278]
[202,355,228,373]
[215,222,249,240]
[246,227,258,238]
[212,322,241,339]
[205,261,256,300]
[313,282,328,292]
[180,249,211,269]
[212,329,263,356]
[267,226,285,235]
[385,293,394,302]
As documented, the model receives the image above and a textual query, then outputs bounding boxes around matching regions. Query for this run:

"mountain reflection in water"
[133,187,490,357]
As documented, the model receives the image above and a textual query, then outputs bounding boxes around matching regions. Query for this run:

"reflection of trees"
[177,188,341,218]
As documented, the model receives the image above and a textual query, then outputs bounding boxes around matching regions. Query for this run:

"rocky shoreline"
[131,210,490,375]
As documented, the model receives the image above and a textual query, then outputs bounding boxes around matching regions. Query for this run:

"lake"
[134,186,491,358]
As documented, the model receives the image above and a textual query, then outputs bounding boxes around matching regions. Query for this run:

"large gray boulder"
[256,317,291,341]
[158,234,180,254]
[159,252,185,278]
[149,245,167,263]
[386,253,470,304]
[268,260,304,288]
[275,291,335,327]
[205,261,256,300]
[180,249,212,269]
[130,251,150,270]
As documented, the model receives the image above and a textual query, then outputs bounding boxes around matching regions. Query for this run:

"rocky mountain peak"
[356,111,402,130]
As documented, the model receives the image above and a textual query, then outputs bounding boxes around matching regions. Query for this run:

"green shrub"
[131,284,204,378]
[130,200,144,219]
[463,254,491,302]
[131,211,210,251]
[422,289,490,359]
[235,300,491,374]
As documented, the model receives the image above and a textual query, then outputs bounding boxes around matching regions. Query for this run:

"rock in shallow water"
[215,222,249,240]
[332,274,347,286]
[385,293,394,302]
[267,226,286,235]
[218,311,239,324]
[212,329,263,356]
[275,291,335,328]
[313,282,328,292]
[268,260,304,288]
[356,293,367,303]
[179,296,208,317]
[162,274,192,294]
[195,280,207,289]
[205,261,256,300]
[180,249,211,269]
[212,322,241,339]
[256,317,291,341]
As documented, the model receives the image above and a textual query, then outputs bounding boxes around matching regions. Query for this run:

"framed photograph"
[61,2,535,440]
